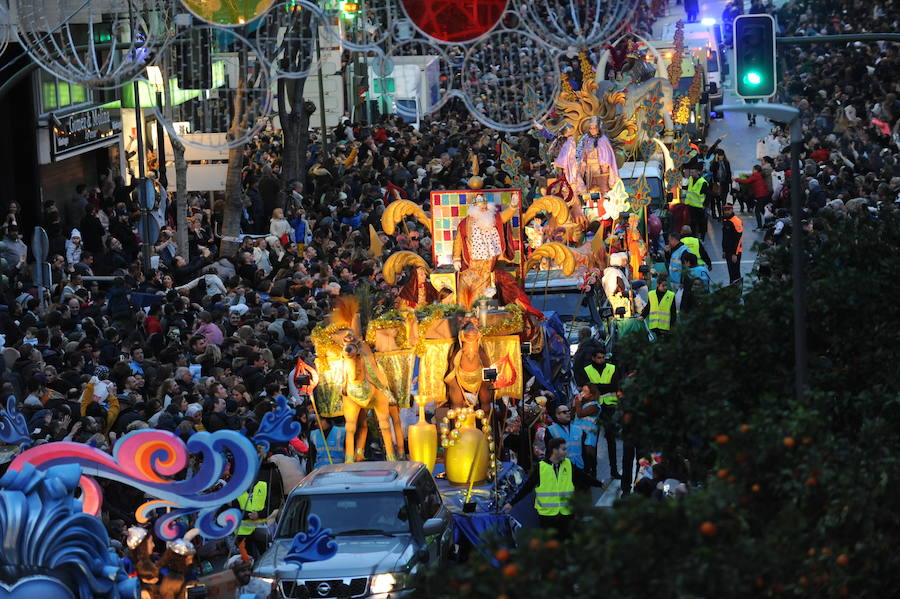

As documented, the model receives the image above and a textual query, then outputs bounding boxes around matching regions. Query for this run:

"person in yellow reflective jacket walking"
[639,274,677,337]
[503,437,603,538]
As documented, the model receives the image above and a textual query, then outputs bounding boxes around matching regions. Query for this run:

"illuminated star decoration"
[603,179,630,220]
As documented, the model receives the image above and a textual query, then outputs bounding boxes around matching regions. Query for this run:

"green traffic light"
[743,71,762,86]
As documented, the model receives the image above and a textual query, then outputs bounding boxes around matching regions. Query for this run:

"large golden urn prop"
[441,406,495,485]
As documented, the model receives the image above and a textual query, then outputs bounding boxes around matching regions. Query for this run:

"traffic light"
[340,1,359,19]
[733,14,776,99]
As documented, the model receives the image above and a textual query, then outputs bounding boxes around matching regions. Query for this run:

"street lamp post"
[718,103,807,401]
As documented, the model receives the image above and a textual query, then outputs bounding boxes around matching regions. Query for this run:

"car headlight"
[370,572,407,594]
[251,576,275,585]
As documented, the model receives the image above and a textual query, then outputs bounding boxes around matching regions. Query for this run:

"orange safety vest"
[727,215,744,254]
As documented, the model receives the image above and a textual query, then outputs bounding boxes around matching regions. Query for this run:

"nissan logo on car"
[316,582,332,596]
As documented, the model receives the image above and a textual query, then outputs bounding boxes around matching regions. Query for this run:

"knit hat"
[94,365,110,380]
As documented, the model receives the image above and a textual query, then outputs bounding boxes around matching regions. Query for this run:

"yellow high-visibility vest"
[237,481,268,536]
[585,363,617,405]
[648,290,676,331]
[681,236,707,266]
[534,459,575,516]
[685,177,707,208]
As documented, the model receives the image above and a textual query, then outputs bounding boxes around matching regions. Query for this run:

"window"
[415,475,442,521]
[39,70,90,115]
[276,492,411,538]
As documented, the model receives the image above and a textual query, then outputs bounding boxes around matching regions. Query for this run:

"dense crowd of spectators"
[0,0,897,564]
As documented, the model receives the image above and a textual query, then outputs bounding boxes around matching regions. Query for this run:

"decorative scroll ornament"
[0,463,138,599]
[253,395,301,451]
[0,395,30,450]
[9,429,259,541]
[285,514,339,567]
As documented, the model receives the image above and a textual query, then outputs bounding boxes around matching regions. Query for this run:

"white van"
[619,160,665,215]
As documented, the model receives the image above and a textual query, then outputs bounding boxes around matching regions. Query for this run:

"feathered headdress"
[458,283,478,314]
[330,295,360,334]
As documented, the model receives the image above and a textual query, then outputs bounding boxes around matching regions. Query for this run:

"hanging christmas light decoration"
[515,0,635,52]
[181,0,275,26]
[15,0,175,89]
[253,0,324,80]
[149,20,273,151]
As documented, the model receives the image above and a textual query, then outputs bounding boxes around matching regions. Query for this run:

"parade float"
[307,38,703,492]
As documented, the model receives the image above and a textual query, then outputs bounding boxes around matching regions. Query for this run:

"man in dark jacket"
[572,328,605,388]
[79,204,106,254]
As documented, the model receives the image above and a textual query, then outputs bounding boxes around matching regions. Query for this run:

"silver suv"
[245,461,452,599]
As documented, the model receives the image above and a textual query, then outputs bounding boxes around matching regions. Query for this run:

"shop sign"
[51,107,122,158]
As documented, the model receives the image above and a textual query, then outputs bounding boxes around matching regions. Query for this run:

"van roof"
[290,461,426,495]
[619,160,663,179]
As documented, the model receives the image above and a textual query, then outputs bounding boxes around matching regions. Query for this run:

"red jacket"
[810,148,830,163]
[734,170,769,199]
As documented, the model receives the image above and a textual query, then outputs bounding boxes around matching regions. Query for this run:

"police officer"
[503,437,603,538]
[722,203,744,284]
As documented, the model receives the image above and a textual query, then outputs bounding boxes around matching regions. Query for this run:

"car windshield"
[276,492,411,538]
[528,290,591,321]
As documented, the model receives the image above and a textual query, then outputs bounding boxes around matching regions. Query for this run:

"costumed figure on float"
[327,296,402,462]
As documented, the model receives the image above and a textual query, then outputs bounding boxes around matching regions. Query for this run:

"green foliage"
[416,209,900,598]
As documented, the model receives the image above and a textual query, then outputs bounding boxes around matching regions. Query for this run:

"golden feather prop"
[522,195,570,225]
[382,251,430,285]
[330,295,360,331]
[381,199,432,236]
[458,283,477,313]
[524,242,577,276]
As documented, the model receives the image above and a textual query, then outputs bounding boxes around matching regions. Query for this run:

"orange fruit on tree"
[783,436,796,448]
[836,554,849,567]
[740,424,751,433]
[821,547,832,557]
[802,436,813,445]
[528,538,540,550]
[717,469,729,479]
[805,477,818,487]
[502,564,519,578]
[494,548,510,563]
[544,539,561,550]
[699,521,718,537]
[715,434,730,445]
[751,484,761,493]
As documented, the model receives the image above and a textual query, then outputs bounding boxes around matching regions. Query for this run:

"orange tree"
[416,208,900,598]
